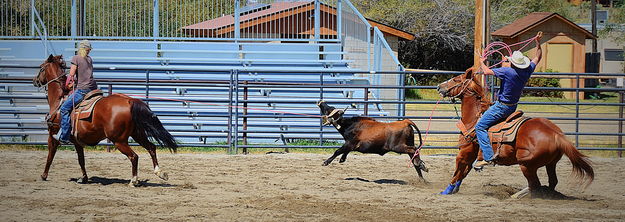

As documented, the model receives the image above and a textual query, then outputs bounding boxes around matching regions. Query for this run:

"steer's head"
[316,100,347,127]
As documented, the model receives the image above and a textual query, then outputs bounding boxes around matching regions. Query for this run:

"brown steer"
[317,101,428,180]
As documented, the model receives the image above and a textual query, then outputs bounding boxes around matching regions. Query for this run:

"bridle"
[34,61,67,92]
[440,75,476,100]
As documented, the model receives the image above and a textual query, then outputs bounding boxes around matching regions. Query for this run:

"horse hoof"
[77,177,89,184]
[40,175,47,181]
[156,171,169,181]
[322,162,329,166]
[129,177,139,187]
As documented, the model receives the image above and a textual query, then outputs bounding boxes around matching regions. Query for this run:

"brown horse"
[34,55,178,186]
[436,68,594,198]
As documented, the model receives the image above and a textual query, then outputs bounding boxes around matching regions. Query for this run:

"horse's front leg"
[441,142,479,195]
[41,134,60,181]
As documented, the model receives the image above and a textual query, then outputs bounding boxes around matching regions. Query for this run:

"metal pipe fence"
[0,0,345,41]
[0,65,623,153]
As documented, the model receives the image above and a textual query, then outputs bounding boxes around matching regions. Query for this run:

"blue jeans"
[59,89,89,141]
[475,101,517,161]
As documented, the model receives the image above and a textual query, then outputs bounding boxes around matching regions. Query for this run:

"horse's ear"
[47,54,54,62]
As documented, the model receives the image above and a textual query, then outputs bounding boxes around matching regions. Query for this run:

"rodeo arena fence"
[0,0,624,154]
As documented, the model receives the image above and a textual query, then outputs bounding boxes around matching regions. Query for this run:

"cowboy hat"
[79,40,92,49]
[506,51,531,69]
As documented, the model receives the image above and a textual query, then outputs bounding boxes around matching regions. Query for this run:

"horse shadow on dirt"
[344,177,407,185]
[69,176,177,188]
[484,184,598,201]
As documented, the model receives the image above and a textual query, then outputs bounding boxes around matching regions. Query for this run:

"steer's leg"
[396,144,428,181]
[323,144,350,166]
[339,151,349,163]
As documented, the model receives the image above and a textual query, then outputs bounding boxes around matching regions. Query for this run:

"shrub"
[524,77,563,98]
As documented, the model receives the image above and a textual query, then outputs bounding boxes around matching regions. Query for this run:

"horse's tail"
[131,99,178,152]
[405,119,423,150]
[556,134,594,188]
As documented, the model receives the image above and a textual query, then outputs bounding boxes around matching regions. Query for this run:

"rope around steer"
[409,97,443,166]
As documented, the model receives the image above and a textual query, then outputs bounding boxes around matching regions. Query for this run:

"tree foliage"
[351,0,624,71]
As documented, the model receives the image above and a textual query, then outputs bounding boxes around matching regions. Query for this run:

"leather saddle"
[456,110,531,143]
[487,111,531,143]
[72,89,104,122]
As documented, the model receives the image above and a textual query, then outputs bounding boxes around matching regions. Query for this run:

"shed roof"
[491,12,596,39]
[183,1,415,41]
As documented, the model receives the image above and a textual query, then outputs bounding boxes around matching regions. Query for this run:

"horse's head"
[436,67,484,99]
[317,100,347,126]
[33,54,67,88]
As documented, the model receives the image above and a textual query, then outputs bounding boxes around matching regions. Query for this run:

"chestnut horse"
[436,68,594,198]
[34,55,178,186]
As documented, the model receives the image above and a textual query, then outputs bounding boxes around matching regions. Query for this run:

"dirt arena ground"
[1,149,624,221]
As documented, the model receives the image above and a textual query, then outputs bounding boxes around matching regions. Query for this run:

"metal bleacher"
[0,40,388,145]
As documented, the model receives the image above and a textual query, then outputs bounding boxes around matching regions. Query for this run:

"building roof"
[182,1,415,41]
[491,12,596,39]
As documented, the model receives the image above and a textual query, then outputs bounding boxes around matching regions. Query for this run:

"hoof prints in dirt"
[483,184,520,200]
[69,176,176,187]
[345,177,407,185]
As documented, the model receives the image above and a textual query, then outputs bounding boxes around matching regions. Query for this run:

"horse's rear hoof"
[40,175,47,181]
[322,162,329,166]
[156,171,169,181]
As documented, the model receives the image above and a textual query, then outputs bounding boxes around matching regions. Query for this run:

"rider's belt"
[501,102,517,106]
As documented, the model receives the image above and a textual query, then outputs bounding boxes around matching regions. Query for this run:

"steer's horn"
[316,100,325,106]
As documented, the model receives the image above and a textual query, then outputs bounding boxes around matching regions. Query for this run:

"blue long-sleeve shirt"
[491,62,536,104]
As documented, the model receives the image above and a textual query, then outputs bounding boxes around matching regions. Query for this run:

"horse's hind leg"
[41,135,59,181]
[132,133,168,180]
[114,141,140,187]
[546,161,558,190]
[74,144,89,183]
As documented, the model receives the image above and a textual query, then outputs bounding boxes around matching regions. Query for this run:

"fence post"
[145,70,150,105]
[227,70,234,154]
[30,0,35,36]
[575,74,580,147]
[367,27,371,72]
[71,0,77,38]
[337,0,342,42]
[399,69,406,118]
[153,0,159,39]
[243,81,248,154]
[619,90,623,158]
[234,0,240,39]
[618,77,624,157]
[319,72,324,146]
[364,87,369,116]
[314,0,320,41]
[234,69,239,154]
[107,83,113,152]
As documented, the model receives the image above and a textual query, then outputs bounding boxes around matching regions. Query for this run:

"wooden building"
[492,12,596,98]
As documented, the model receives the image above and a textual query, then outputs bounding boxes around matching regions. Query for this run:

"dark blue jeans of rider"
[59,89,89,141]
[475,101,517,161]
